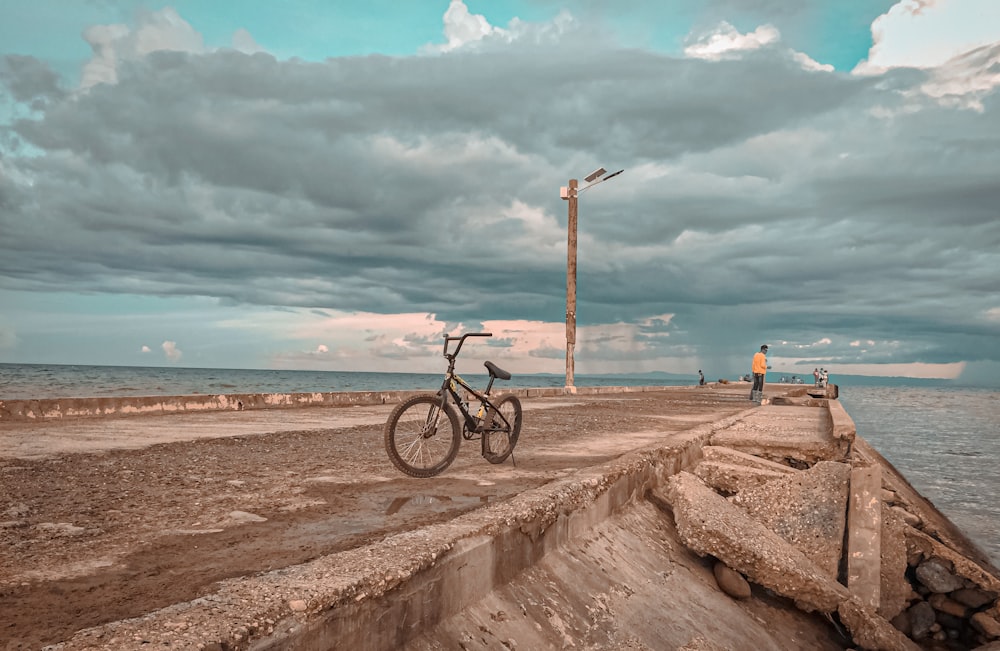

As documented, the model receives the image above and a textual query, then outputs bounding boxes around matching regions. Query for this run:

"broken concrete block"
[838,597,921,651]
[663,471,849,613]
[729,460,850,579]
[701,445,799,474]
[880,505,910,621]
[693,460,790,495]
[848,464,883,611]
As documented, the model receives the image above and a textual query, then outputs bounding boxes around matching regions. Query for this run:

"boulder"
[916,558,965,593]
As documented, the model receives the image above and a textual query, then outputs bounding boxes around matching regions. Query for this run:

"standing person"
[750,345,769,403]
[698,370,705,386]
[813,368,820,386]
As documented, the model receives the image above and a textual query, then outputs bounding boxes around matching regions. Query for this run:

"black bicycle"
[383,332,523,478]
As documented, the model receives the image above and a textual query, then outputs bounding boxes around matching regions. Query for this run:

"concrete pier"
[2,384,998,650]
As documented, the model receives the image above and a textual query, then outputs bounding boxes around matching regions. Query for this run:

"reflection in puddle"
[384,494,490,516]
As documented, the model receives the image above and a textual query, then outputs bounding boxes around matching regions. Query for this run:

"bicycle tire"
[384,395,461,477]
[482,395,522,464]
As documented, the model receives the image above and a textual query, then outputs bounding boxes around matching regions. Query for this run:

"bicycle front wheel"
[384,395,461,478]
[482,395,522,464]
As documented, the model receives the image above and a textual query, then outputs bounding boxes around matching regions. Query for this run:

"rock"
[224,510,267,524]
[928,593,968,618]
[889,505,922,528]
[951,587,996,608]
[890,610,911,635]
[289,600,308,612]
[713,561,751,599]
[915,558,964,593]
[971,612,1000,638]
[908,600,936,639]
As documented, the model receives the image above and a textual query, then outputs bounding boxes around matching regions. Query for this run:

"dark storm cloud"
[1,16,999,374]
[0,55,65,104]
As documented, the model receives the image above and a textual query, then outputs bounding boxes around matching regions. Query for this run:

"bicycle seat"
[484,361,511,381]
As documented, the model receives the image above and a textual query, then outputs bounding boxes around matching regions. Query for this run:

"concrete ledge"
[828,398,857,442]
[0,385,685,421]
[0,391,424,421]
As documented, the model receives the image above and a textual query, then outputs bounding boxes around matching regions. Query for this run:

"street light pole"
[565,178,579,391]
[561,168,623,392]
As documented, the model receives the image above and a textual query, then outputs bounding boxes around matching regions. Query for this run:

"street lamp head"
[584,168,607,183]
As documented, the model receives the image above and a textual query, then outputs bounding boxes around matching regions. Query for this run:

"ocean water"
[0,362,690,400]
[840,385,1000,568]
[1,364,996,568]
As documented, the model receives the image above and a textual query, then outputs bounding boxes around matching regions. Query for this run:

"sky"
[1,0,999,384]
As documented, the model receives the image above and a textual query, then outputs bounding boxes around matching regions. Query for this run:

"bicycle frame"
[437,333,512,436]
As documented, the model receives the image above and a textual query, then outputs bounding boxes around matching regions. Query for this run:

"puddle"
[384,494,490,516]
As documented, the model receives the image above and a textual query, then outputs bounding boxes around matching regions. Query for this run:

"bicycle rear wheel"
[482,395,522,464]
[384,395,461,477]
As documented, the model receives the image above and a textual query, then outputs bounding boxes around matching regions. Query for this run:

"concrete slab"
[730,460,851,579]
[663,471,850,613]
[709,404,847,466]
[880,506,910,620]
[701,445,799,474]
[693,459,793,495]
[847,464,883,611]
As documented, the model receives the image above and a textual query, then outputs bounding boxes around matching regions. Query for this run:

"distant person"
[698,370,705,386]
[820,368,829,387]
[813,368,820,386]
[750,345,770,403]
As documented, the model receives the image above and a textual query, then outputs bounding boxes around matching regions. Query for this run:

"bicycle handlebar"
[443,332,492,359]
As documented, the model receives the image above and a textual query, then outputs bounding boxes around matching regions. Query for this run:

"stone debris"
[661,401,1000,651]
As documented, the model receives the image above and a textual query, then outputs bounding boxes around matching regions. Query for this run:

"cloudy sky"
[1,0,999,384]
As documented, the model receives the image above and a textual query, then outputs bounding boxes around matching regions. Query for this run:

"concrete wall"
[0,384,683,422]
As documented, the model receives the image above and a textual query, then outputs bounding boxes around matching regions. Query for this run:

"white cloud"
[162,340,182,361]
[854,0,1000,109]
[140,345,151,353]
[791,51,834,73]
[858,0,1000,72]
[684,22,780,61]
[316,344,329,353]
[431,0,511,53]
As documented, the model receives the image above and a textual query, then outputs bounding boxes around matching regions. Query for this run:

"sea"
[1,363,997,568]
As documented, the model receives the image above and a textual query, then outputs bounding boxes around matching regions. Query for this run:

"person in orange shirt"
[750,344,769,403]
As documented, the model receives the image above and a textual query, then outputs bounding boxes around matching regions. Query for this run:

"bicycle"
[383,332,523,478]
